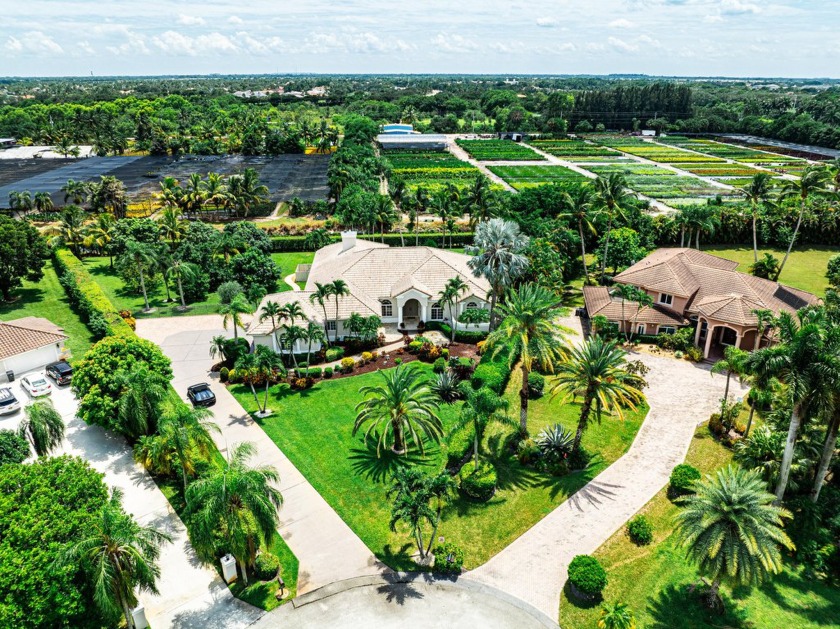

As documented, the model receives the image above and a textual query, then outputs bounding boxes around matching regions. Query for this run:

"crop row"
[656,136,801,164]
[455,139,544,161]
[488,165,589,186]
[670,163,763,177]
[384,148,480,191]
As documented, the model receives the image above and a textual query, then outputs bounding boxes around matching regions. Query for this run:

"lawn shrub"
[0,430,29,465]
[446,428,472,470]
[325,347,344,362]
[669,463,701,497]
[228,368,242,384]
[219,367,229,383]
[433,357,446,373]
[657,327,694,352]
[471,364,503,392]
[568,555,608,598]
[222,338,250,369]
[432,543,464,574]
[458,461,497,502]
[360,351,373,364]
[323,367,333,378]
[685,346,703,362]
[450,357,476,380]
[253,552,280,581]
[340,357,355,373]
[627,515,653,545]
[408,341,423,353]
[527,372,545,398]
[441,348,449,359]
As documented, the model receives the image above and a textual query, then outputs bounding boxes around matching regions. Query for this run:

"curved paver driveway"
[469,345,743,618]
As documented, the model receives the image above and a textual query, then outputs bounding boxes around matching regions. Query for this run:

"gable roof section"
[0,318,67,361]
[583,286,686,327]
[693,294,767,327]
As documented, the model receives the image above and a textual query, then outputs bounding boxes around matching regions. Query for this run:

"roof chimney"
[341,231,357,252]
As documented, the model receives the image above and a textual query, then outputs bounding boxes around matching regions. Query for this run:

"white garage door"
[1,345,60,382]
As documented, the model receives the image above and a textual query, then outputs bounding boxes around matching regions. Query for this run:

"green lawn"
[270,251,315,279]
[230,363,647,570]
[702,245,839,297]
[0,264,95,361]
[558,427,840,628]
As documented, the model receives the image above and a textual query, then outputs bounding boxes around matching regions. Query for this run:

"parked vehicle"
[0,387,20,415]
[20,373,52,398]
[187,383,216,408]
[45,361,73,386]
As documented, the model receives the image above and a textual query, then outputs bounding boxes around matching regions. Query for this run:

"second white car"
[20,373,53,398]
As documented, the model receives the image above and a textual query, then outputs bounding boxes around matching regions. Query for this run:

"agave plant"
[431,370,463,404]
[535,423,574,462]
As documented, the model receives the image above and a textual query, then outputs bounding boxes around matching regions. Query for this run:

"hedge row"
[269,232,475,252]
[423,321,488,343]
[52,249,135,340]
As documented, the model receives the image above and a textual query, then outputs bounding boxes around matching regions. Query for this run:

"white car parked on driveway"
[0,387,20,415]
[19,373,52,398]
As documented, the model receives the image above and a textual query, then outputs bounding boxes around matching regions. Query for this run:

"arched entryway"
[402,298,421,329]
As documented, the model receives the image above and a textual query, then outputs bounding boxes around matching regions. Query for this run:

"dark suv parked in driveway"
[45,361,73,386]
[187,383,216,408]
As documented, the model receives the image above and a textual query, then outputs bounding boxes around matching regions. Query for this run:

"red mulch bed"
[324,341,481,381]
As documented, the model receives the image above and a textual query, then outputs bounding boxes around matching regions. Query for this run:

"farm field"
[526,139,627,161]
[657,136,804,173]
[488,164,589,190]
[589,135,725,163]
[383,149,481,191]
[455,139,544,161]
[586,163,734,202]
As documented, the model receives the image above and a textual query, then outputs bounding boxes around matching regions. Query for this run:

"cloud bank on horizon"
[2,0,838,78]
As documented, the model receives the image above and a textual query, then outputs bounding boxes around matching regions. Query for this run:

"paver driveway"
[469,345,742,618]
[136,315,385,594]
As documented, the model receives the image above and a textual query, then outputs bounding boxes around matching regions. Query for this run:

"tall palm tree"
[777,165,830,280]
[18,398,65,457]
[745,309,840,503]
[48,205,87,255]
[62,179,89,205]
[9,190,33,217]
[437,276,469,342]
[466,218,530,330]
[451,386,515,470]
[551,336,644,455]
[309,283,333,345]
[259,300,283,350]
[303,320,326,368]
[236,346,283,414]
[157,206,188,246]
[33,191,55,213]
[739,173,775,263]
[158,176,182,210]
[209,334,228,362]
[83,212,117,267]
[353,364,443,456]
[166,259,199,310]
[486,284,570,434]
[120,241,156,312]
[328,279,350,344]
[711,346,750,416]
[220,293,253,340]
[373,194,396,242]
[464,175,496,229]
[57,488,171,629]
[278,324,306,368]
[594,174,631,276]
[559,184,602,285]
[116,363,169,438]
[388,472,438,561]
[186,442,282,584]
[675,465,794,609]
[280,300,305,327]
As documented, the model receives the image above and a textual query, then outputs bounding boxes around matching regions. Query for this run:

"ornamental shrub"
[217,280,243,305]
[361,351,373,364]
[669,463,701,497]
[340,357,355,373]
[219,367,230,383]
[325,347,344,362]
[476,340,486,354]
[441,348,449,359]
[458,461,497,502]
[471,364,503,393]
[527,372,545,399]
[253,552,280,581]
[0,430,29,465]
[433,357,447,373]
[516,438,540,465]
[227,369,241,384]
[408,341,422,353]
[568,555,607,597]
[432,543,464,574]
[308,367,323,378]
[627,515,653,545]
[685,346,703,362]
[324,367,333,378]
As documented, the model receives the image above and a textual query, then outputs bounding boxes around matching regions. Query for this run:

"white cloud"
[228,16,244,25]
[152,31,238,56]
[608,36,639,53]
[720,0,762,15]
[608,18,636,29]
[638,34,662,48]
[104,27,150,56]
[77,40,96,55]
[5,32,64,55]
[536,17,558,28]
[177,14,206,26]
[703,13,724,23]
[430,33,480,54]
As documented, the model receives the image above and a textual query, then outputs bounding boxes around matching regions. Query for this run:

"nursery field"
[586,163,734,201]
[527,139,626,161]
[488,165,589,190]
[455,139,544,161]
[589,135,725,164]
[384,149,480,191]
[657,136,803,171]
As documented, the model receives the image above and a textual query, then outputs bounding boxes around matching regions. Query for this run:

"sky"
[2,0,839,78]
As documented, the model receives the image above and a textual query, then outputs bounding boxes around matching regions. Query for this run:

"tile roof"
[247,291,380,336]
[0,318,67,361]
[583,286,686,327]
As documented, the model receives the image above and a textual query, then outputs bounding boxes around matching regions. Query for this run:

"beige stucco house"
[249,232,490,353]
[584,248,819,358]
[0,317,68,382]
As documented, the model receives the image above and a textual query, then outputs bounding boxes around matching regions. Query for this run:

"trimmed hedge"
[458,461,497,502]
[269,232,474,252]
[52,249,135,340]
[471,343,514,395]
[423,321,488,343]
[253,552,280,581]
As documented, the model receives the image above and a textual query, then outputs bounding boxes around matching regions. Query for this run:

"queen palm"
[551,336,644,455]
[120,240,156,312]
[220,293,253,340]
[675,465,794,609]
[559,184,602,284]
[309,282,333,344]
[18,399,65,457]
[280,300,305,327]
[147,403,220,491]
[259,300,283,349]
[438,276,469,342]
[354,364,443,456]
[745,309,840,503]
[186,441,282,584]
[58,488,171,629]
[116,363,169,438]
[166,259,199,310]
[157,206,188,246]
[594,174,631,276]
[303,320,326,368]
[739,173,775,263]
[777,166,830,280]
[486,284,569,435]
[48,205,87,255]
[711,346,750,423]
[84,212,117,266]
[452,387,515,470]
[33,191,55,213]
[279,324,306,368]
[466,218,530,330]
[328,279,350,344]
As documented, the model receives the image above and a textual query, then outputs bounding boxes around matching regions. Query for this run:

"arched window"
[381,300,393,317]
[466,301,478,310]
[431,302,443,320]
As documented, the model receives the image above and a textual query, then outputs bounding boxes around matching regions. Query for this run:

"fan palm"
[451,386,515,470]
[353,364,443,456]
[551,336,644,455]
[220,293,253,340]
[115,362,169,438]
[18,398,65,457]
[739,173,775,263]
[186,442,282,584]
[675,465,794,608]
[485,283,570,434]
[777,166,830,280]
[594,174,631,275]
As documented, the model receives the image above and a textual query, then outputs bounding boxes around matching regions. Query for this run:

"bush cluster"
[340,357,355,373]
[527,372,546,398]
[567,555,608,597]
[325,347,345,362]
[253,552,280,581]
[433,357,447,373]
[627,515,653,545]
[458,461,497,502]
[0,430,29,465]
[432,543,465,574]
[669,463,701,497]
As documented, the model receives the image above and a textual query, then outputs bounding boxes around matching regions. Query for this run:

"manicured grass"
[0,264,95,361]
[558,427,840,628]
[230,363,647,570]
[270,251,315,279]
[701,245,839,297]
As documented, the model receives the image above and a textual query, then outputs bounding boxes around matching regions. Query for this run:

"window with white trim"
[466,301,478,310]
[381,300,393,317]
[637,324,646,335]
[431,303,443,320]
[658,293,673,305]
[326,320,337,331]
[658,326,676,335]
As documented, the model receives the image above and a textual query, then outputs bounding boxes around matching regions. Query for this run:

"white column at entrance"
[694,318,704,347]
[703,325,714,358]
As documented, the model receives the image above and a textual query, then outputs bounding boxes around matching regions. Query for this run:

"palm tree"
[62,179,88,205]
[551,336,644,455]
[811,401,840,503]
[9,190,33,217]
[303,320,326,368]
[48,205,87,255]
[116,363,169,438]
[278,324,306,368]
[56,488,171,629]
[236,346,283,414]
[83,212,117,266]
[675,465,794,609]
[209,334,228,362]
[328,279,350,344]
[259,300,283,350]
[166,259,199,310]
[438,277,469,342]
[739,173,775,263]
[452,386,515,470]
[121,241,156,312]
[18,398,65,457]
[203,172,229,212]
[353,364,444,456]
[598,602,636,629]
[373,195,396,242]
[485,284,570,434]
[33,191,55,213]
[309,283,333,345]
[594,174,631,276]
[148,403,220,491]
[464,175,496,229]
[711,346,750,420]
[220,293,253,340]
[745,309,840,503]
[280,300,305,327]
[466,218,530,330]
[559,184,602,285]
[228,168,269,217]
[186,442,282,584]
[389,473,438,561]
[157,206,188,246]
[777,165,830,280]
[158,176,182,210]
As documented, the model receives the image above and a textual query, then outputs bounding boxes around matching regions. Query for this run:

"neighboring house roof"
[583,286,686,327]
[613,248,818,327]
[0,318,67,361]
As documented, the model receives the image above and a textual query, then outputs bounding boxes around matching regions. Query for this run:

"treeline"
[568,83,693,128]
